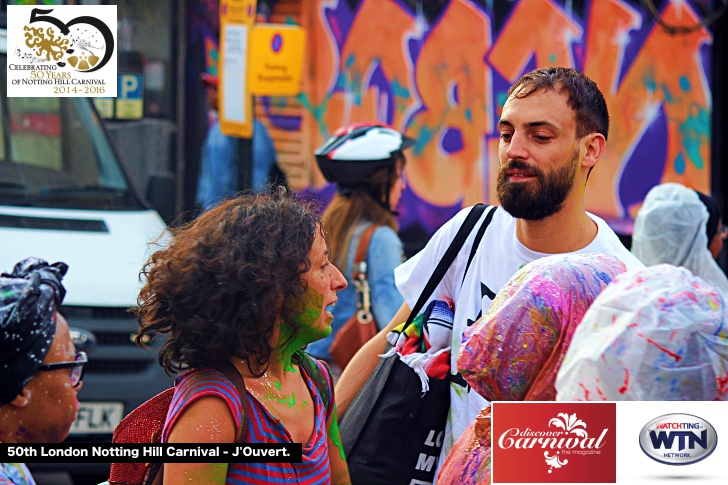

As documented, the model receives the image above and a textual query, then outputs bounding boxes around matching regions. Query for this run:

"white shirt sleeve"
[395,207,475,310]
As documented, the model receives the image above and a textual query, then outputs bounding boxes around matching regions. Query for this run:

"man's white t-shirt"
[394,206,644,476]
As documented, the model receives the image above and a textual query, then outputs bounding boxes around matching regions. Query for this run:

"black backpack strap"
[461,205,497,286]
[405,204,488,327]
[214,360,249,444]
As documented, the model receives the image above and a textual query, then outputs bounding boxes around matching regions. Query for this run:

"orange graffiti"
[583,0,711,218]
[406,0,491,206]
[287,0,712,227]
[487,0,583,80]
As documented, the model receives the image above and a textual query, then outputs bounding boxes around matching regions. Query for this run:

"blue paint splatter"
[644,72,657,94]
[414,126,436,157]
[344,53,355,70]
[497,92,508,108]
[674,152,686,175]
[679,76,691,91]
[441,127,464,154]
[680,105,709,170]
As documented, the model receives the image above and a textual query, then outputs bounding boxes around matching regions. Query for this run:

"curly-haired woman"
[135,188,349,485]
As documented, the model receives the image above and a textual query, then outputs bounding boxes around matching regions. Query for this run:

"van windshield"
[0,53,144,210]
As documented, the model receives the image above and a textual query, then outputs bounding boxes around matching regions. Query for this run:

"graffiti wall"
[262,0,712,242]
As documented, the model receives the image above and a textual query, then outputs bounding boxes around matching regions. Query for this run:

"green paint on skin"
[274,381,282,390]
[265,390,297,408]
[278,287,331,372]
[550,53,557,62]
[328,404,347,461]
[184,463,228,484]
[291,287,325,327]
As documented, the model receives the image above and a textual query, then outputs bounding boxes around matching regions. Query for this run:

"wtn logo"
[639,414,717,465]
[649,430,707,451]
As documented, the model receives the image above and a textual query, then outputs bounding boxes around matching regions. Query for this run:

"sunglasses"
[38,351,87,388]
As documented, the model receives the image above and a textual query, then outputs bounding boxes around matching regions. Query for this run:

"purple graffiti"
[441,127,464,154]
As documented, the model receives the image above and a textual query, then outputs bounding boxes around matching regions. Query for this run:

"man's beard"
[497,149,579,221]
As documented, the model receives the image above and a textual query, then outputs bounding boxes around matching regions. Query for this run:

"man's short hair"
[507,67,609,141]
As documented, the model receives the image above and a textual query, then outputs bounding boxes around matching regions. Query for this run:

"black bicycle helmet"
[315,121,415,187]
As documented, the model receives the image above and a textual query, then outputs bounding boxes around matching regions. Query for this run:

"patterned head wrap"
[0,258,68,405]
[556,264,728,401]
[458,253,626,401]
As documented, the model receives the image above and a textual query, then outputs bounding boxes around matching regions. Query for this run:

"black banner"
[0,443,302,463]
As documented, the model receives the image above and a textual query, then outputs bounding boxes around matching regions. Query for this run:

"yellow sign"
[248,25,306,96]
[218,0,257,138]
[115,73,144,120]
[93,98,114,119]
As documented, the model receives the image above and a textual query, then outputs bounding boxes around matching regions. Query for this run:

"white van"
[1,28,171,476]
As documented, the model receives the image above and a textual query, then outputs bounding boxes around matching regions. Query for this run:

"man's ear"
[582,133,606,169]
[10,389,31,408]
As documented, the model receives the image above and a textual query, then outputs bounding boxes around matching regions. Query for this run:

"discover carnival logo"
[6,5,117,97]
[639,413,718,465]
[492,402,616,483]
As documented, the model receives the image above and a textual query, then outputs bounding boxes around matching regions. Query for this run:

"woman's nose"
[332,264,347,291]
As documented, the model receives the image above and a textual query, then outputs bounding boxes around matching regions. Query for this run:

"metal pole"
[175,0,187,218]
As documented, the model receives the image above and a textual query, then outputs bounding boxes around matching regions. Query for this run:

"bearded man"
[335,67,645,480]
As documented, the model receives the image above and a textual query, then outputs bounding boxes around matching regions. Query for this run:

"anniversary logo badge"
[6,5,117,97]
[492,402,616,483]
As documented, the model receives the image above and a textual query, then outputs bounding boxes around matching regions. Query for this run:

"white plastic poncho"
[631,182,728,294]
[555,264,728,401]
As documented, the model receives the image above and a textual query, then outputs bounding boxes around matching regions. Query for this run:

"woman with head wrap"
[437,253,626,485]
[556,264,728,401]
[631,182,728,294]
[0,258,85,484]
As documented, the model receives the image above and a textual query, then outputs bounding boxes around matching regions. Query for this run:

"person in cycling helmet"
[305,122,412,377]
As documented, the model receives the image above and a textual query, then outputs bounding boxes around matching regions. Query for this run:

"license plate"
[69,401,124,435]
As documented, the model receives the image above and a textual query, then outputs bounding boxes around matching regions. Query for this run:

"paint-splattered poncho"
[162,358,334,484]
[438,253,625,485]
[556,263,728,401]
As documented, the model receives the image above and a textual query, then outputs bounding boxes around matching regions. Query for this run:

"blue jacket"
[196,118,277,210]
